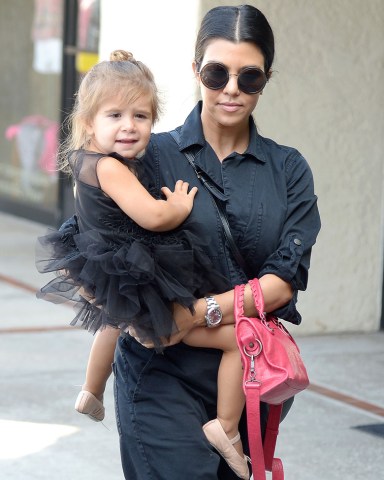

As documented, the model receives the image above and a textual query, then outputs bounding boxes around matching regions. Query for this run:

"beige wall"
[101,0,384,334]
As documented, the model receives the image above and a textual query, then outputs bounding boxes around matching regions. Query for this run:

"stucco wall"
[247,0,384,335]
[100,0,384,334]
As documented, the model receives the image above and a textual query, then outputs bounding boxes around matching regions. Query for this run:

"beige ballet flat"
[75,390,105,422]
[203,419,250,479]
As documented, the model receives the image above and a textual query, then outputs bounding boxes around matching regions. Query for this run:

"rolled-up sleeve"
[258,152,321,323]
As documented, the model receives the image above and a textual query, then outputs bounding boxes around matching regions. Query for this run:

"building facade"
[1,0,383,335]
[0,0,99,224]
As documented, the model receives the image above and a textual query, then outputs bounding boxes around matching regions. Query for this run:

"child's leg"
[82,326,120,399]
[75,326,120,421]
[183,326,245,454]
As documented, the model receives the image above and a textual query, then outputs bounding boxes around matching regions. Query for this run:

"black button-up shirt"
[144,102,321,324]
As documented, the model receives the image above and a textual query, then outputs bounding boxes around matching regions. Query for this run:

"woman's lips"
[219,103,242,112]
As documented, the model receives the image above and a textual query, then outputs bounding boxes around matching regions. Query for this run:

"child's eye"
[109,113,121,118]
[135,113,148,120]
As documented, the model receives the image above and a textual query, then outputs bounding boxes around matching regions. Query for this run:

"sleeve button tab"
[293,238,302,246]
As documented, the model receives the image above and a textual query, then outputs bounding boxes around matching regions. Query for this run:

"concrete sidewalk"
[0,211,383,480]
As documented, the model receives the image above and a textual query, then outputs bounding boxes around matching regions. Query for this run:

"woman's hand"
[157,301,207,347]
[164,302,204,346]
[128,300,206,348]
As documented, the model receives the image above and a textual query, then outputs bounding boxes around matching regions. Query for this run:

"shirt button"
[293,238,302,246]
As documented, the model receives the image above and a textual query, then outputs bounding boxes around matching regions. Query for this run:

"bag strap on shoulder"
[169,129,250,276]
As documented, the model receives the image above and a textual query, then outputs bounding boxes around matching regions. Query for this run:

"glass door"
[0,0,100,226]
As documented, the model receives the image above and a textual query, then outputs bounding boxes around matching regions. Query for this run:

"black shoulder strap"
[169,130,249,276]
[169,130,227,201]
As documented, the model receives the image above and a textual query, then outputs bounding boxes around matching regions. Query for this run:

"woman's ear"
[192,61,199,80]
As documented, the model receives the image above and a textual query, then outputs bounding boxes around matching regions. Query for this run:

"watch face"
[210,309,222,322]
[207,308,222,326]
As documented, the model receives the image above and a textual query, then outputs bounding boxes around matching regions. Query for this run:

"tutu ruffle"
[36,217,229,350]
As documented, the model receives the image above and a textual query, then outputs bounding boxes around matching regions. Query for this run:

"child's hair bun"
[110,49,134,62]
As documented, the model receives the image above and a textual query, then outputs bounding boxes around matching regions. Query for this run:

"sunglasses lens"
[199,63,267,94]
[238,68,267,94]
[200,63,228,90]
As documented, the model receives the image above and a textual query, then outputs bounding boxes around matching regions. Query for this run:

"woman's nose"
[223,74,240,95]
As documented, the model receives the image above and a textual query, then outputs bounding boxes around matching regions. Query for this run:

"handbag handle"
[235,278,267,322]
[248,278,266,320]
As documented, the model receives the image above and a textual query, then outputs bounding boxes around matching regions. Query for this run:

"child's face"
[86,95,153,159]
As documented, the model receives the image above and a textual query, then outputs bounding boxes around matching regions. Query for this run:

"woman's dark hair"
[195,4,275,75]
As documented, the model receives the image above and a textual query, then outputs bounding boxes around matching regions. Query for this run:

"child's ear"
[85,121,94,136]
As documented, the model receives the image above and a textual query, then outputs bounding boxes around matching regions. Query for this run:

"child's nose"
[122,118,135,131]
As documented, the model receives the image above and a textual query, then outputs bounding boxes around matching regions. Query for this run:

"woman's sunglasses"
[198,62,267,95]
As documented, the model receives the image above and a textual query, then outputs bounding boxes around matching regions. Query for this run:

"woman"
[112,4,320,480]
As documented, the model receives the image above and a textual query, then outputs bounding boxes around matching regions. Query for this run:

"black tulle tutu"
[36,216,229,349]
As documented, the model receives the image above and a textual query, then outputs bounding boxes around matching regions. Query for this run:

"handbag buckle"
[243,338,262,358]
[243,339,262,383]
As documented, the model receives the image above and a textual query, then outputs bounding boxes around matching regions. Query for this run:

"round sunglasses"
[198,62,267,95]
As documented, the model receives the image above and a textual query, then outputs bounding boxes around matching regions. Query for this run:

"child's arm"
[97,156,197,232]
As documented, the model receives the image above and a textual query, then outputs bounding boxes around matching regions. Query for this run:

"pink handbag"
[234,278,309,480]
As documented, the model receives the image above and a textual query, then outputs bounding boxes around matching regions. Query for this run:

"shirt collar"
[244,119,267,163]
[178,101,206,150]
[179,101,267,163]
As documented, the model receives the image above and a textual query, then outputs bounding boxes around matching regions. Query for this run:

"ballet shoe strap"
[230,432,241,445]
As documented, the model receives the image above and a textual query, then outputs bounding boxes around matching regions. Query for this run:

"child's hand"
[161,180,198,215]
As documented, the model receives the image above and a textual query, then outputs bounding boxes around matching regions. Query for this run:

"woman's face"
[194,39,266,130]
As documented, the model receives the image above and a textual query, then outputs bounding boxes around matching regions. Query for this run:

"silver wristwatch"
[204,296,222,328]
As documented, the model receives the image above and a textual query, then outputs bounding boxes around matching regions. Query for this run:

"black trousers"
[113,334,293,479]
